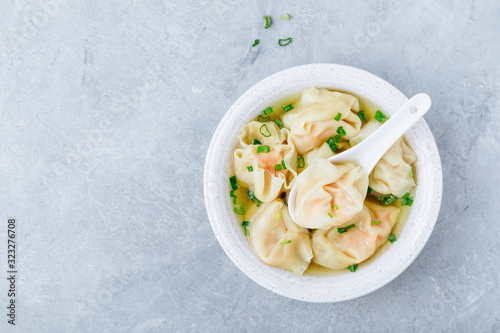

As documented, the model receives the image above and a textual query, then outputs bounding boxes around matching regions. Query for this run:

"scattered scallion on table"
[252,39,259,47]
[278,37,292,46]
[280,13,290,20]
[264,15,271,29]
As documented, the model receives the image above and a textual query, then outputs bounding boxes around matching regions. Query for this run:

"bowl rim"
[204,63,443,302]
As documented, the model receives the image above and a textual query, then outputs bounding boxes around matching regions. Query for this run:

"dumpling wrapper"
[237,120,285,147]
[248,200,313,275]
[311,201,400,270]
[234,123,298,202]
[368,137,417,197]
[283,87,362,155]
[294,158,368,230]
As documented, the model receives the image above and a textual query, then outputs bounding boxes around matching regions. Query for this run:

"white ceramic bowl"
[204,64,442,302]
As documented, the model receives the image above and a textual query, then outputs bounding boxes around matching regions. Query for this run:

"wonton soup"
[229,87,416,276]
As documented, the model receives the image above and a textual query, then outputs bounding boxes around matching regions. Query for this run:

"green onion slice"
[229,176,238,191]
[371,220,382,225]
[233,202,245,215]
[253,139,261,145]
[348,264,358,272]
[281,160,286,170]
[252,39,259,47]
[256,201,262,207]
[244,226,249,235]
[409,167,414,178]
[275,210,281,219]
[263,107,273,115]
[328,212,333,218]
[241,221,250,226]
[347,224,355,229]
[247,166,253,172]
[275,164,282,171]
[230,190,235,197]
[357,110,366,121]
[264,15,271,29]
[337,227,348,234]
[278,37,292,46]
[331,204,339,210]
[280,240,291,245]
[334,135,341,143]
[258,115,270,122]
[335,112,342,121]
[336,126,346,136]
[257,145,270,153]
[274,119,284,128]
[297,155,305,168]
[326,137,337,152]
[388,233,397,243]
[378,194,398,206]
[375,110,388,123]
[283,104,294,112]
[401,192,414,206]
[367,186,373,194]
[247,190,259,202]
[280,13,290,20]
[259,124,272,137]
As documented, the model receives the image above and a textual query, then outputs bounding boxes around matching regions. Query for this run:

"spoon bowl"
[288,93,432,225]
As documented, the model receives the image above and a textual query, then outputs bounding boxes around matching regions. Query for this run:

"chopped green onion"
[401,192,414,206]
[331,204,339,210]
[388,233,397,243]
[337,227,348,234]
[247,190,259,202]
[230,190,235,197]
[328,212,333,218]
[275,210,281,219]
[336,126,346,136]
[378,194,398,206]
[278,37,292,46]
[375,110,388,123]
[233,202,245,215]
[252,39,259,47]
[371,220,382,225]
[357,110,366,121]
[347,224,355,229]
[263,107,273,115]
[334,135,341,143]
[258,115,270,122]
[326,137,337,152]
[280,240,291,245]
[280,13,290,20]
[259,124,271,137]
[229,176,238,191]
[247,166,253,172]
[274,119,284,128]
[253,139,261,145]
[367,186,373,194]
[275,164,282,171]
[256,201,262,207]
[335,112,342,121]
[257,145,270,153]
[297,155,305,168]
[348,264,358,272]
[409,167,414,178]
[283,104,294,112]
[281,160,286,169]
[241,221,250,226]
[264,15,271,29]
[244,226,249,235]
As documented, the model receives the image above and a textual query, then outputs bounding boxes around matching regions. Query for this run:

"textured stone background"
[0,0,499,332]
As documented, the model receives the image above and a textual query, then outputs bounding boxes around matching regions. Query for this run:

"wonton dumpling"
[311,202,400,270]
[294,158,368,229]
[348,118,381,147]
[249,200,313,275]
[283,87,362,154]
[369,137,417,197]
[237,121,285,147]
[234,126,298,202]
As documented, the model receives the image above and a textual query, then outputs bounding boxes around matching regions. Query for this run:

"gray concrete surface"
[0,0,499,332]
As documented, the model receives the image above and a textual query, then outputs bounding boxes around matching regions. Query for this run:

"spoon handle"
[327,93,432,173]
